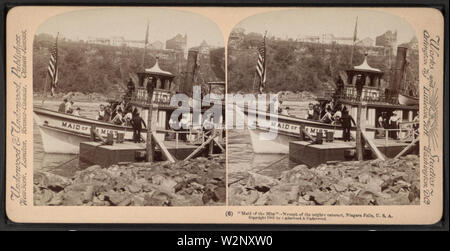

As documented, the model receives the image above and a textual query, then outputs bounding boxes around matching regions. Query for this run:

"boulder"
[213,187,226,202]
[246,172,278,190]
[34,171,72,192]
[308,190,333,205]
[62,190,84,206]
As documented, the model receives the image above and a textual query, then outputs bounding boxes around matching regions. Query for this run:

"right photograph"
[227,9,420,206]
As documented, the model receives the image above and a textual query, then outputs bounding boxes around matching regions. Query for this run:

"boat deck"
[289,139,418,167]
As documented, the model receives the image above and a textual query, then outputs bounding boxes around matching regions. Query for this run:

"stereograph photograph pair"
[3,5,446,226]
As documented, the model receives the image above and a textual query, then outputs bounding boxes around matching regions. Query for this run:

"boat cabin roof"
[347,54,383,76]
[137,57,174,78]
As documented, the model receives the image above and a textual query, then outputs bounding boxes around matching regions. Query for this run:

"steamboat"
[245,47,419,154]
[34,51,225,154]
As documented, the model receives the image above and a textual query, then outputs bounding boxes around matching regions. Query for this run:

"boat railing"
[365,121,419,146]
[156,128,224,148]
[332,91,399,104]
[131,87,173,107]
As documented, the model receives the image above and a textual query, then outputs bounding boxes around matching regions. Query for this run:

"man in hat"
[340,109,356,142]
[131,110,146,143]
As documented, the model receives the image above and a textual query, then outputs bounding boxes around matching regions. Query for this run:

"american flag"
[47,34,59,96]
[256,32,267,93]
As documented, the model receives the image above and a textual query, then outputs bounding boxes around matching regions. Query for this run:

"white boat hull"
[248,128,296,154]
[37,124,88,154]
[243,108,369,154]
[33,107,147,154]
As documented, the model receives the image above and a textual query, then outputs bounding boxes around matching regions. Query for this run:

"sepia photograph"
[4,5,444,225]
[32,8,226,206]
[227,9,421,206]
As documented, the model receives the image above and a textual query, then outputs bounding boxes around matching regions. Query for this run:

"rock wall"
[229,155,420,206]
[34,156,225,206]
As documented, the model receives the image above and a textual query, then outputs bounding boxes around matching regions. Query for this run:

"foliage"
[33,33,224,97]
[228,31,418,95]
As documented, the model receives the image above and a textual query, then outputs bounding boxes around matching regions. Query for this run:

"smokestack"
[182,49,199,95]
[390,46,408,96]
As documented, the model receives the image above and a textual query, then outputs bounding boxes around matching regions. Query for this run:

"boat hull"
[33,107,146,154]
[398,93,419,106]
[244,108,373,154]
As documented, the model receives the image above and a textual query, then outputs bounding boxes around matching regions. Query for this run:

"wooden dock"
[289,139,418,167]
[79,140,223,168]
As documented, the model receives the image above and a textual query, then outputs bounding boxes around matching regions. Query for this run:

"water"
[227,101,311,183]
[33,100,104,177]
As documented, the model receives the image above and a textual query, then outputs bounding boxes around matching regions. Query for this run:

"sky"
[234,8,417,45]
[36,8,225,48]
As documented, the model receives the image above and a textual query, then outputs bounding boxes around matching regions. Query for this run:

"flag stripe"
[255,34,267,93]
[47,34,58,96]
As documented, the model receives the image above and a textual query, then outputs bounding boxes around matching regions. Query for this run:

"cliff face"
[33,34,224,97]
[228,33,419,95]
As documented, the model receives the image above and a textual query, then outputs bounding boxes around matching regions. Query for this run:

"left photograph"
[33,8,226,206]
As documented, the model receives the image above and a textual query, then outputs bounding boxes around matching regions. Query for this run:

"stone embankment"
[34,155,225,206]
[229,155,420,206]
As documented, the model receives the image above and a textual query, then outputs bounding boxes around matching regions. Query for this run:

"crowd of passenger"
[58,98,81,116]
[305,98,348,125]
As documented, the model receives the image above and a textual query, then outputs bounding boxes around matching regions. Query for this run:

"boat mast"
[142,20,149,68]
[349,17,358,67]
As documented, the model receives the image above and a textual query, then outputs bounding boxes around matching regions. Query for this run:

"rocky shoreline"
[34,155,225,206]
[229,155,420,206]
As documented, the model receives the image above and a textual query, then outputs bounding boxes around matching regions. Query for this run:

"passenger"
[335,76,344,97]
[97,104,106,121]
[389,112,400,140]
[127,78,135,97]
[110,102,118,120]
[123,110,133,126]
[58,99,68,113]
[180,116,189,141]
[104,105,111,122]
[329,98,336,111]
[378,112,384,128]
[320,102,327,118]
[281,106,290,116]
[340,110,355,142]
[312,104,321,121]
[306,103,314,119]
[72,107,81,116]
[111,108,124,125]
[320,107,334,124]
[169,116,180,130]
[377,112,385,137]
[413,111,419,135]
[65,100,73,114]
[333,108,342,123]
[66,101,75,114]
[278,100,283,114]
[131,111,146,143]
